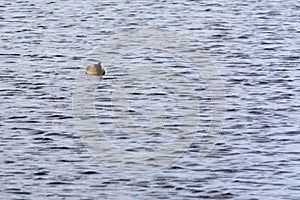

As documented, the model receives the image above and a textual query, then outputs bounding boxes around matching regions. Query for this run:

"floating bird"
[85,62,105,78]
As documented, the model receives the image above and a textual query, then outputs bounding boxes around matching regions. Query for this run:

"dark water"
[1,0,299,199]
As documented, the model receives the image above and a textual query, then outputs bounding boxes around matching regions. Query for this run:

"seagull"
[85,62,105,78]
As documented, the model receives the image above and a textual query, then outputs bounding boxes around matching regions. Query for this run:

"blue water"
[1,0,299,199]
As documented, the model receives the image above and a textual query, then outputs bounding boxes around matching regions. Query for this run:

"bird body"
[86,62,105,76]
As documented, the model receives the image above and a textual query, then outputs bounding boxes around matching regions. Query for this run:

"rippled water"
[1,0,299,199]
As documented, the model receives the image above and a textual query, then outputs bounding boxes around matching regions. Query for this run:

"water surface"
[1,0,299,199]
